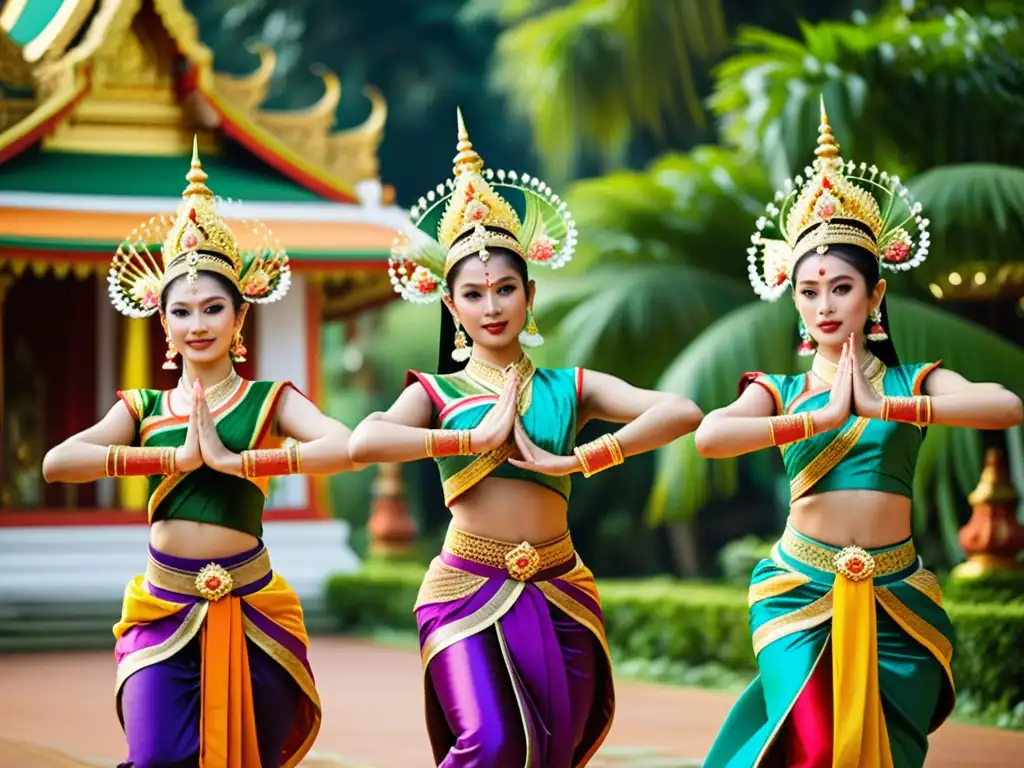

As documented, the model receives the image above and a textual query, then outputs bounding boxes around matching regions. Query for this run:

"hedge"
[324,565,1024,714]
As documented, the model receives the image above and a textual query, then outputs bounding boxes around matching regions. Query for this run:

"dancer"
[348,110,703,767]
[42,142,358,768]
[698,100,1023,767]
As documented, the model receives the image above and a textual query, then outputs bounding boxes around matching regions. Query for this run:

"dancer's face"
[161,273,245,367]
[444,252,533,352]
[793,253,885,348]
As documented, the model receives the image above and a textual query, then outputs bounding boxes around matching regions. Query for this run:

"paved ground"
[0,637,1020,766]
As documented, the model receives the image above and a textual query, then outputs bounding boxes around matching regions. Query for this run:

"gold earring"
[452,319,471,362]
[230,327,247,363]
[162,334,179,370]
[519,308,544,348]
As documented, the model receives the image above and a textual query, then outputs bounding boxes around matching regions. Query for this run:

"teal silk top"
[117,380,293,536]
[406,356,582,506]
[742,361,942,502]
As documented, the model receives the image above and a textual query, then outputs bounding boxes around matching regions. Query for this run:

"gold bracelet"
[425,429,471,458]
[573,434,625,478]
[105,446,175,477]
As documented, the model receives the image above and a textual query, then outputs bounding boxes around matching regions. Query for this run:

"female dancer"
[698,101,1023,767]
[42,144,357,768]
[349,111,703,767]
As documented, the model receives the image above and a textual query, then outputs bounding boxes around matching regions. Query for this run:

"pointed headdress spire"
[815,95,840,161]
[453,107,484,176]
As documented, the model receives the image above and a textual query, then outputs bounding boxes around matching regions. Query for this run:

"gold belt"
[780,527,917,582]
[145,548,271,601]
[443,527,575,582]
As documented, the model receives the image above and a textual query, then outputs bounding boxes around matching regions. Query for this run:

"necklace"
[464,354,535,413]
[177,368,242,411]
[812,350,886,391]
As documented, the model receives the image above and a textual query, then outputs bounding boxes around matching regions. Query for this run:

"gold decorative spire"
[183,135,213,198]
[815,95,840,161]
[453,107,484,176]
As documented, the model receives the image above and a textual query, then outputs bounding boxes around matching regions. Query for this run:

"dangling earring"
[230,327,247,363]
[162,334,179,370]
[866,307,888,342]
[452,319,471,362]
[519,308,544,348]
[797,318,816,357]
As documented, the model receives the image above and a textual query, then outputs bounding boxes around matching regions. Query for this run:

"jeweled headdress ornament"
[108,137,291,319]
[748,97,929,302]
[388,108,576,305]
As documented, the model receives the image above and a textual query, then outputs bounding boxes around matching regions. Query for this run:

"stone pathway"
[0,637,1019,766]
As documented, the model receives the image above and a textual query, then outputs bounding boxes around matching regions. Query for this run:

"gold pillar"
[0,274,13,502]
[119,317,150,509]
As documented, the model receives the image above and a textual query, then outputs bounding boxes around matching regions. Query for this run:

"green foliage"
[323,566,1024,715]
[944,567,1024,604]
[717,535,776,587]
[491,0,728,180]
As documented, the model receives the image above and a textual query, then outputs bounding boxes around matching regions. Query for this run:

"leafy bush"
[716,536,776,587]
[323,568,1024,715]
[944,567,1024,605]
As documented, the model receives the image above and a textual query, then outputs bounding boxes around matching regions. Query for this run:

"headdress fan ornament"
[388,108,576,304]
[748,96,930,301]
[108,137,291,317]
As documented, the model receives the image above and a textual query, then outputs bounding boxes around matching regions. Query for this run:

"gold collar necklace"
[465,354,535,392]
[177,368,242,411]
[811,350,885,387]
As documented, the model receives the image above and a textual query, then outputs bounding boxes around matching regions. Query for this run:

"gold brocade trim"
[904,569,944,607]
[241,615,321,768]
[537,580,611,659]
[146,471,188,524]
[494,622,535,768]
[140,379,251,444]
[420,579,525,668]
[753,640,831,767]
[442,440,517,505]
[464,354,536,414]
[248,381,287,449]
[414,559,489,610]
[115,601,209,695]
[811,352,885,388]
[747,572,812,607]
[752,592,834,656]
[789,416,870,501]
[145,549,271,599]
[780,528,917,577]
[177,369,242,412]
[875,588,954,667]
[443,527,575,574]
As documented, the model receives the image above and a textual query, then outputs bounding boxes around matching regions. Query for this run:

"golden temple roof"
[0,0,386,203]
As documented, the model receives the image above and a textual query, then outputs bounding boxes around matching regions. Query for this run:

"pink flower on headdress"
[814,191,840,221]
[132,280,160,310]
[527,235,557,263]
[465,200,490,223]
[881,228,913,263]
[243,269,270,297]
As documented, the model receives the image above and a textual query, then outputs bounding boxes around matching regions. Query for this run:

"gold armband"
[425,429,472,458]
[769,412,815,447]
[880,396,932,426]
[241,443,302,479]
[105,446,176,477]
[573,434,625,478]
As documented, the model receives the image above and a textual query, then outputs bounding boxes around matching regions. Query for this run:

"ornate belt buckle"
[834,546,876,582]
[195,563,234,600]
[505,542,541,581]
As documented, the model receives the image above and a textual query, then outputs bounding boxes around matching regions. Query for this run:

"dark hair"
[159,264,244,314]
[792,240,900,368]
[437,233,530,375]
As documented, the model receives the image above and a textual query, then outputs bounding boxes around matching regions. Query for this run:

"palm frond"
[491,0,727,180]
[907,164,1024,284]
[648,297,1024,543]
[532,265,750,389]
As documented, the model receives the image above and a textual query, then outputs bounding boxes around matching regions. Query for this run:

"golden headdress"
[108,138,290,318]
[388,108,576,304]
[748,97,929,301]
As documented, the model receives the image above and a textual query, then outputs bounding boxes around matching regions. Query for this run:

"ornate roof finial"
[453,107,484,177]
[183,135,213,198]
[815,95,840,161]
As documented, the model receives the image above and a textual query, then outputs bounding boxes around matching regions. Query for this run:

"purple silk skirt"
[415,527,615,768]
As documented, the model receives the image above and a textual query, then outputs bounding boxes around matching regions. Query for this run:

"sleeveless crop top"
[406,356,583,506]
[117,379,294,537]
[741,361,942,501]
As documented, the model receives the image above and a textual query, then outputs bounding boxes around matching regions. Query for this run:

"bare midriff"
[449,476,569,544]
[788,489,912,549]
[150,519,260,560]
